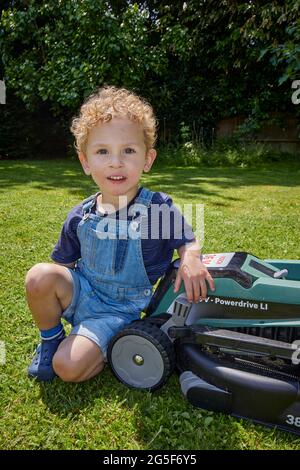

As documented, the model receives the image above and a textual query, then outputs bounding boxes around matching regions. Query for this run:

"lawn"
[0,158,300,450]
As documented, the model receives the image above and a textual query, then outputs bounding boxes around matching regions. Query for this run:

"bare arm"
[174,239,215,302]
[177,238,201,258]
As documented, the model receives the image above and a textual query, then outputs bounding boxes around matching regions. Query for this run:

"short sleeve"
[165,198,196,250]
[51,204,82,264]
[147,192,196,251]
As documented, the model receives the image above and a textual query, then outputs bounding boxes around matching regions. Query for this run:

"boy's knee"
[52,353,84,383]
[53,350,105,383]
[25,263,56,297]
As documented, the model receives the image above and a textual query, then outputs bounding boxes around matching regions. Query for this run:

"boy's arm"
[174,239,215,303]
[51,206,82,268]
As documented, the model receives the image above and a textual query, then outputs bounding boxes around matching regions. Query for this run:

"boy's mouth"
[107,175,127,183]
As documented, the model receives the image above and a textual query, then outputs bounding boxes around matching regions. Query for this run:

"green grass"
[0,158,300,450]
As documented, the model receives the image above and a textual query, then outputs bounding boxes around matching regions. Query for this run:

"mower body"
[108,252,300,435]
[149,252,300,328]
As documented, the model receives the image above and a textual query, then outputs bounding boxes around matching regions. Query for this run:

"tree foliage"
[0,0,299,157]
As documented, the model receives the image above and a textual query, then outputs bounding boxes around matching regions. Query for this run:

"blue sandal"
[28,331,65,381]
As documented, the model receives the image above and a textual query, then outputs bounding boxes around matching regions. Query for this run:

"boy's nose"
[109,154,123,167]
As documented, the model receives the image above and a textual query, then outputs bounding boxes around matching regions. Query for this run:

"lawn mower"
[107,252,300,436]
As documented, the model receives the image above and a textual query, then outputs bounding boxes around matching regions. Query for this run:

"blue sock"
[40,323,64,341]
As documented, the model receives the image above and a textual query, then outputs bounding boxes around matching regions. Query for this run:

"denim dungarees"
[62,187,154,359]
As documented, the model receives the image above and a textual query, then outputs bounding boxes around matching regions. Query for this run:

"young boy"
[26,86,215,383]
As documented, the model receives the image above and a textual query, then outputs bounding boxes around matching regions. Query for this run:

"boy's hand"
[174,246,215,303]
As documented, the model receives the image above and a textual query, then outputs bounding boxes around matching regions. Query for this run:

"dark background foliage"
[0,0,299,159]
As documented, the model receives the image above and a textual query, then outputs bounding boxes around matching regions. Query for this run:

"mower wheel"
[107,321,175,392]
[143,313,171,327]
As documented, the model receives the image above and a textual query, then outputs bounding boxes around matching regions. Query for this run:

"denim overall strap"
[133,187,154,208]
[82,193,98,217]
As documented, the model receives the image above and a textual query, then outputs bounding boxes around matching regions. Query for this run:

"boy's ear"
[143,149,157,173]
[78,152,91,175]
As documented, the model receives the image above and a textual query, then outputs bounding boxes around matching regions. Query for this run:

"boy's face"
[78,116,156,205]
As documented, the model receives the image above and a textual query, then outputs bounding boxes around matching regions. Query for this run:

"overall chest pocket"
[88,226,117,274]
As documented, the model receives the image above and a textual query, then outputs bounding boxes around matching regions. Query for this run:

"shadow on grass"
[38,366,115,415]
[0,160,300,206]
[38,364,300,450]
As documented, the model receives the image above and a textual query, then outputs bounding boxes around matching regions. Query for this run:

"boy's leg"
[53,335,105,382]
[25,263,74,380]
[25,262,74,330]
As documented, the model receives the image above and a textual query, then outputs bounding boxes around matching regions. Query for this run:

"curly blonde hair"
[70,86,157,153]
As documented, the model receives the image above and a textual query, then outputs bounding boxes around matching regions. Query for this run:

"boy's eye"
[124,148,136,154]
[97,149,108,155]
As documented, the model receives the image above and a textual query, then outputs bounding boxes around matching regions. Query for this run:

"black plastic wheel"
[143,313,171,327]
[107,321,175,392]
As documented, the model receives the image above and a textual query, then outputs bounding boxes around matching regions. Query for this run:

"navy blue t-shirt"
[51,188,195,285]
